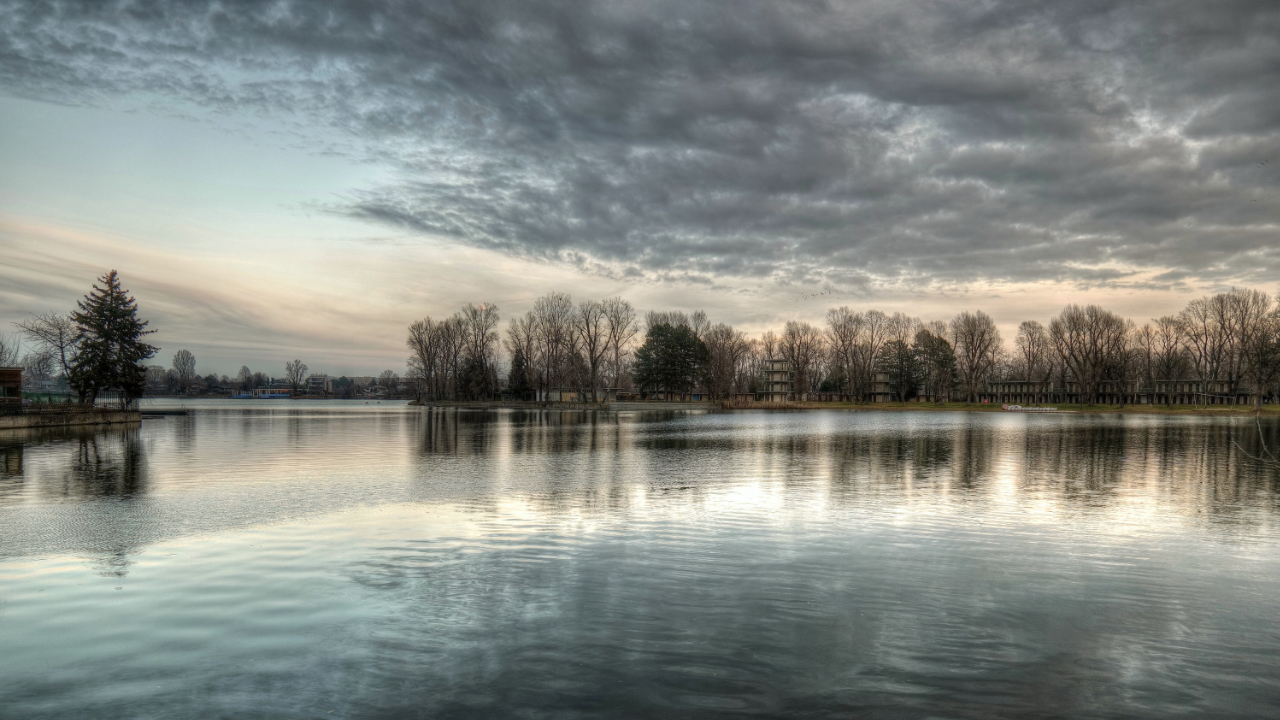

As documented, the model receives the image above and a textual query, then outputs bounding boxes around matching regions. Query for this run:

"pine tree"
[69,271,158,406]
[633,324,710,398]
[508,348,533,400]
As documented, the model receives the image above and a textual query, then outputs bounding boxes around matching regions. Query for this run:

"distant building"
[751,361,890,403]
[981,377,1264,406]
[305,374,331,395]
[538,388,580,402]
[758,358,793,402]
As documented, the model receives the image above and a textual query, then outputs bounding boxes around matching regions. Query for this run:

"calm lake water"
[3,403,1280,719]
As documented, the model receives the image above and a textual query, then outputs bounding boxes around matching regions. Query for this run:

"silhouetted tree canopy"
[68,271,157,406]
[508,348,533,400]
[633,323,709,397]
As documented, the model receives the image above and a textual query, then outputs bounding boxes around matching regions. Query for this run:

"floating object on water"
[1002,404,1059,412]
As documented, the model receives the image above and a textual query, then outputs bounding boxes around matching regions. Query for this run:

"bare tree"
[534,293,575,395]
[689,310,710,340]
[236,365,253,392]
[1225,288,1274,406]
[503,312,540,396]
[646,310,690,332]
[759,330,779,361]
[951,311,1002,403]
[285,359,309,395]
[1132,323,1159,402]
[21,349,55,390]
[379,370,399,394]
[780,321,825,400]
[574,300,609,401]
[1106,320,1137,407]
[703,323,751,399]
[602,297,639,390]
[0,333,19,367]
[1048,305,1128,406]
[885,312,920,347]
[1250,308,1280,406]
[441,315,466,399]
[825,307,861,398]
[15,312,77,378]
[1014,321,1049,377]
[407,316,465,402]
[172,349,197,392]
[1015,320,1052,404]
[145,365,168,394]
[461,303,501,368]
[852,310,890,402]
[1179,295,1228,406]
[738,337,762,395]
[1153,316,1189,403]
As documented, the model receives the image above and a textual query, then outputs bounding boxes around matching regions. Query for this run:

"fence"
[0,400,134,417]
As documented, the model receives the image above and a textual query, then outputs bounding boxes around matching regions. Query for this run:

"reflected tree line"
[0,426,148,501]
[413,411,1280,519]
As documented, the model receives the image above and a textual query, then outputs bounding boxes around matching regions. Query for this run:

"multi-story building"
[305,374,331,395]
[758,359,793,402]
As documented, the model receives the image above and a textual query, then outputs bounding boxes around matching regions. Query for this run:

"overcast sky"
[2,0,1278,376]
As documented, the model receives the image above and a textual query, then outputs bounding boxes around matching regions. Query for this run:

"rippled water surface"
[3,404,1280,718]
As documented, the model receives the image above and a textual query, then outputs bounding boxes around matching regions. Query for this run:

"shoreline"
[135,396,1280,417]
[728,401,1280,416]
[769,402,1280,416]
[0,410,142,431]
[409,399,1280,416]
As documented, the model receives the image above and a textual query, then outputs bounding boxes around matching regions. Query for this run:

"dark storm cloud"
[3,0,1279,288]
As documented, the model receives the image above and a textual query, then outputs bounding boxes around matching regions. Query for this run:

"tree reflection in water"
[409,410,1280,528]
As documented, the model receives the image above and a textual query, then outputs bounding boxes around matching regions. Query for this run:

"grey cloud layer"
[3,0,1279,288]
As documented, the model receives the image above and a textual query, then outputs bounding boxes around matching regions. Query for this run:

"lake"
[2,403,1280,718]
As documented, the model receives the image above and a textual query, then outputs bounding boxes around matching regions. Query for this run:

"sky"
[1,0,1278,377]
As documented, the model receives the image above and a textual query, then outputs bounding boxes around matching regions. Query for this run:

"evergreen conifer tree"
[69,271,158,406]
[508,348,532,400]
[633,324,710,398]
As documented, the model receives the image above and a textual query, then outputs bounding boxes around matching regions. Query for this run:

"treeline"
[144,355,318,395]
[1015,288,1280,407]
[143,355,405,398]
[407,287,1280,407]
[406,296,639,401]
[402,294,1000,403]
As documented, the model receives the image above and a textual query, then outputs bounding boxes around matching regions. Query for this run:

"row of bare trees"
[404,298,1001,403]
[1009,288,1280,407]
[502,294,641,401]
[759,310,1001,403]
[406,303,502,401]
[403,286,1280,406]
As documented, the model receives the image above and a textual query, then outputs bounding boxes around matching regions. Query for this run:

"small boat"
[1002,404,1059,412]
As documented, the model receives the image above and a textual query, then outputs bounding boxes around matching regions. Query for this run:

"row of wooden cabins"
[741,359,1267,406]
